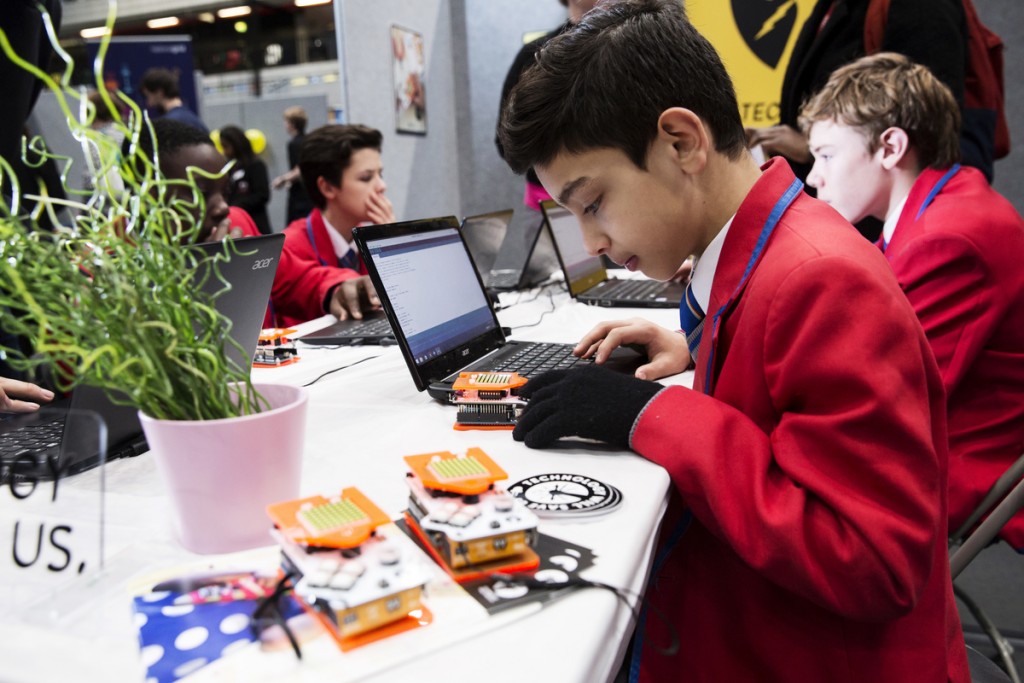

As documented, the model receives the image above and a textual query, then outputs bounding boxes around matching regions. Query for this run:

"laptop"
[193,232,286,367]
[295,310,395,346]
[460,208,514,280]
[540,199,684,308]
[483,208,561,291]
[0,233,286,482]
[353,216,642,402]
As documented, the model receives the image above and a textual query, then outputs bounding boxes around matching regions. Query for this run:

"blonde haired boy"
[801,52,1024,548]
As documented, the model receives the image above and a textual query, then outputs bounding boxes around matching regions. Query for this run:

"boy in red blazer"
[272,124,395,327]
[498,1,968,680]
[801,53,1024,549]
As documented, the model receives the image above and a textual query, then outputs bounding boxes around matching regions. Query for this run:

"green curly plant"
[0,2,266,421]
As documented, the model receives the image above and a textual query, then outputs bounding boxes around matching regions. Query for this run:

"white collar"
[322,213,358,260]
[690,215,735,314]
[882,194,909,247]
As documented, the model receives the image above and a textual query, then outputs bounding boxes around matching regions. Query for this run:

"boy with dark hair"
[498,1,968,680]
[272,124,395,326]
[139,67,209,134]
[126,118,259,243]
[801,52,1024,549]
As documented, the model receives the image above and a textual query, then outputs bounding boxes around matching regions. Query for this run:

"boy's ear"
[877,127,911,170]
[317,175,339,201]
[656,107,709,174]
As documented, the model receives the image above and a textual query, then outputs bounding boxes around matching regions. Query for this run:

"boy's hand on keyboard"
[512,364,662,449]
[0,377,54,413]
[575,318,690,380]
[329,275,381,321]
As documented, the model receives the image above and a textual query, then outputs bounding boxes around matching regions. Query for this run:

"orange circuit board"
[267,488,392,549]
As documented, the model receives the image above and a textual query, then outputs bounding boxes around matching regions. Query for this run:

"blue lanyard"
[915,164,960,221]
[702,178,803,392]
[306,214,335,268]
[629,177,804,682]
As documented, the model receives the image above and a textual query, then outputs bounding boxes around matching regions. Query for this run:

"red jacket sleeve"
[270,222,360,325]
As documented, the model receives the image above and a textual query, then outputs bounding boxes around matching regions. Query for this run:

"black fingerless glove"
[512,364,663,449]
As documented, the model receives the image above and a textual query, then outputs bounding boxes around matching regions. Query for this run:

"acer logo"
[252,258,275,270]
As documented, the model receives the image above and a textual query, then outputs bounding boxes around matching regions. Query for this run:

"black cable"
[251,572,302,660]
[301,355,381,387]
[510,288,557,330]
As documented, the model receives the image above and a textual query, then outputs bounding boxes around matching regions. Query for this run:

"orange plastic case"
[267,488,392,549]
[267,488,431,647]
[403,448,540,581]
[253,328,300,368]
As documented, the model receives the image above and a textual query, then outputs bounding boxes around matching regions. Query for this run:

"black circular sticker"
[507,474,622,517]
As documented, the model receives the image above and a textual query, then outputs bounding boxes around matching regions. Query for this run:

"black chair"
[949,452,1024,683]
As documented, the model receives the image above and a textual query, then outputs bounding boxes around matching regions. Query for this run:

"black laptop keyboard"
[590,278,672,301]
[342,317,392,337]
[490,342,589,377]
[0,414,64,462]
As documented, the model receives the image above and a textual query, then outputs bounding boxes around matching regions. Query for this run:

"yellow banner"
[688,0,818,128]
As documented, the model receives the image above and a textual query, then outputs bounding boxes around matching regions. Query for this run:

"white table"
[0,284,688,683]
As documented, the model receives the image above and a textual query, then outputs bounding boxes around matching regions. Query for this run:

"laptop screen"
[359,220,501,373]
[461,209,513,278]
[540,200,607,297]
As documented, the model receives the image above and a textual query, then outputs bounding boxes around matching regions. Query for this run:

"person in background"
[747,0,968,242]
[498,1,967,680]
[220,125,272,236]
[139,67,209,135]
[801,52,1024,549]
[496,0,599,211]
[272,106,314,225]
[271,124,395,327]
[84,89,126,193]
[127,118,260,243]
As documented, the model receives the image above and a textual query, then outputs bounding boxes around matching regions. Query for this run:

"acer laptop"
[483,208,561,291]
[0,233,286,482]
[353,216,642,402]
[540,199,684,308]
[193,232,286,367]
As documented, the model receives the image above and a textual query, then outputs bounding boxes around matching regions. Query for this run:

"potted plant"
[0,8,306,554]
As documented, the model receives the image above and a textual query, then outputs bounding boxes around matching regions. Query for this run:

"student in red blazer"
[271,124,395,327]
[498,2,968,680]
[803,53,1024,549]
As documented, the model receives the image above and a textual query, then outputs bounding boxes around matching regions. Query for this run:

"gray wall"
[338,0,463,223]
[452,0,567,217]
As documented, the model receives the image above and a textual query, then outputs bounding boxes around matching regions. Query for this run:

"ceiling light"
[146,16,180,29]
[217,6,252,18]
[198,12,216,23]
[80,26,111,39]
[295,0,332,7]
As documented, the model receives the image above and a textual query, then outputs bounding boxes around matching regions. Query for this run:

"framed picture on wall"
[390,25,427,135]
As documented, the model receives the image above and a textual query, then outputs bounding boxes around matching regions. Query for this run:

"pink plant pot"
[139,383,308,555]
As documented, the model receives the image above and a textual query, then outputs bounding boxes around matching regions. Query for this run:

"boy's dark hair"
[140,68,180,98]
[125,118,214,168]
[299,124,383,210]
[218,125,255,163]
[498,0,747,175]
[497,0,745,175]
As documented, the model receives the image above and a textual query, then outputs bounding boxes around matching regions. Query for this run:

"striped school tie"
[338,248,360,271]
[679,281,705,363]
